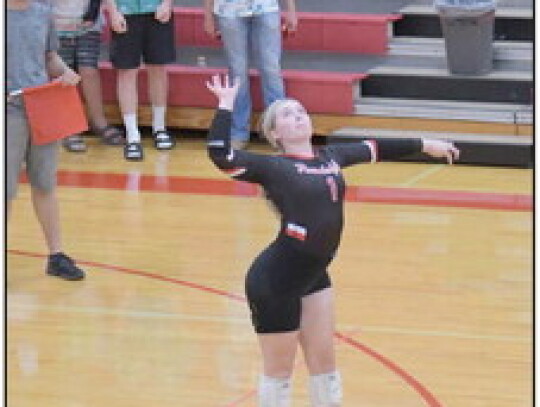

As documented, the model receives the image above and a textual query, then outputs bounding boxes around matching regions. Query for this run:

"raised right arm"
[207,108,234,170]
[206,75,272,183]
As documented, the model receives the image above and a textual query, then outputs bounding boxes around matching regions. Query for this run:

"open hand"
[205,74,240,110]
[110,10,127,33]
[54,68,81,86]
[422,139,460,164]
[282,11,298,37]
[155,2,172,23]
[204,13,221,39]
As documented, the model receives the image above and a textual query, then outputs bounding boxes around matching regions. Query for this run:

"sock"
[309,371,342,407]
[258,375,291,407]
[123,113,141,144]
[152,106,166,133]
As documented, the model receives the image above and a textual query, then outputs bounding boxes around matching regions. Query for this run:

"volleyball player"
[206,74,459,407]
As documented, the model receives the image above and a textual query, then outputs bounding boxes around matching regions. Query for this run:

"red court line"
[345,185,532,211]
[221,389,257,407]
[55,170,259,197]
[7,249,245,302]
[334,332,441,407]
[8,249,444,406]
[20,170,530,211]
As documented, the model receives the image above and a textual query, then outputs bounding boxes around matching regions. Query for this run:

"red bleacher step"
[99,63,367,114]
[177,8,401,54]
[103,8,401,54]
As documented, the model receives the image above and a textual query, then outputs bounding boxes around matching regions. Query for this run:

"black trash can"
[435,0,496,75]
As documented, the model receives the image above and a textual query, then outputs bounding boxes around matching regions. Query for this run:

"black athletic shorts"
[110,13,176,69]
[246,238,333,334]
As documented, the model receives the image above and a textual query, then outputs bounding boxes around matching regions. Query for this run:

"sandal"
[62,134,87,152]
[124,142,144,161]
[153,130,176,150]
[94,125,125,146]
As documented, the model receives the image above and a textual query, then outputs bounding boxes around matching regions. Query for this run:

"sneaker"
[47,252,85,280]
[124,142,144,161]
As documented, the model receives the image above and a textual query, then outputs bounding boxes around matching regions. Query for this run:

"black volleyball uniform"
[208,109,421,333]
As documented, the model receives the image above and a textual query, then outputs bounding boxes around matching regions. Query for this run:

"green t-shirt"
[115,0,162,14]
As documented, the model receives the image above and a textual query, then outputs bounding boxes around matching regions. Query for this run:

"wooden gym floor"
[7,136,532,407]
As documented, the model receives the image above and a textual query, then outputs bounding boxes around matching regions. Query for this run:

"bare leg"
[299,287,337,374]
[30,188,61,254]
[256,331,299,406]
[117,68,139,116]
[79,66,108,130]
[299,287,342,406]
[146,64,168,108]
[258,331,299,378]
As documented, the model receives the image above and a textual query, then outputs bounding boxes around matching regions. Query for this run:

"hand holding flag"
[11,81,88,145]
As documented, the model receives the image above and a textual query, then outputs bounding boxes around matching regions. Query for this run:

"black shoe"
[124,142,144,161]
[47,253,85,281]
[153,130,175,150]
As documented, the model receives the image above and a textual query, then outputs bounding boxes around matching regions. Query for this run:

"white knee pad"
[309,371,342,407]
[258,375,292,407]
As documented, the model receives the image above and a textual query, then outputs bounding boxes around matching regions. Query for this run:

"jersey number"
[326,176,338,202]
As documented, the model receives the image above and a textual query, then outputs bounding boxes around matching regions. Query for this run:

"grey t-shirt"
[7,2,60,95]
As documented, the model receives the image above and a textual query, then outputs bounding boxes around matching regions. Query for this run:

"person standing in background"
[106,0,176,161]
[53,0,125,152]
[7,0,86,280]
[203,0,297,150]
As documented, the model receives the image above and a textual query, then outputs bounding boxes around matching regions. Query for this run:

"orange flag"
[19,81,88,145]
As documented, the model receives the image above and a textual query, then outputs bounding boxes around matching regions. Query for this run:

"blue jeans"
[217,12,285,142]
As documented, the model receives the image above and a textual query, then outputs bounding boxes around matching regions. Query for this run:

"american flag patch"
[285,223,307,241]
[224,167,247,177]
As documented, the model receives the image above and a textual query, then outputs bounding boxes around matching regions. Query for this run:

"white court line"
[8,303,249,325]
[9,304,530,343]
[399,164,445,187]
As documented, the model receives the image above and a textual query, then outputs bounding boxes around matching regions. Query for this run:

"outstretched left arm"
[325,138,460,168]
